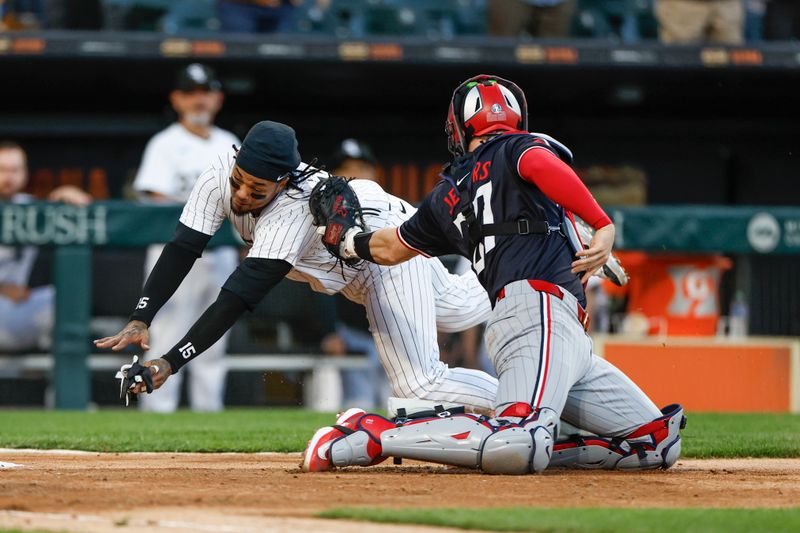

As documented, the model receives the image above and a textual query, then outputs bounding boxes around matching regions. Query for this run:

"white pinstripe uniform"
[179,153,498,411]
[133,124,241,412]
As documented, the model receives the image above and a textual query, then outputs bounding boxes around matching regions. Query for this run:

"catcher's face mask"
[446,74,528,157]
[228,164,288,215]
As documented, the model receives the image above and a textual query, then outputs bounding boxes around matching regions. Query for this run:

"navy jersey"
[398,132,585,307]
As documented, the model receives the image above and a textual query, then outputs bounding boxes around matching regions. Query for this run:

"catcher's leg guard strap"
[387,396,466,421]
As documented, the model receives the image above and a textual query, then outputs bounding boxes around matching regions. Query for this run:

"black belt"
[481,219,564,237]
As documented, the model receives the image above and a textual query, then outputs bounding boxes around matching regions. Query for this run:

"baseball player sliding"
[96,121,500,413]
[302,75,685,474]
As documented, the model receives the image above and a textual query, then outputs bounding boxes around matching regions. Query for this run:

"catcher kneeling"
[302,74,685,474]
[304,402,685,474]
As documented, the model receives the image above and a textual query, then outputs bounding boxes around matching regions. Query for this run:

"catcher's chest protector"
[441,133,584,304]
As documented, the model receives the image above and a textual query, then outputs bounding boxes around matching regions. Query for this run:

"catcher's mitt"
[309,176,367,264]
[115,355,156,407]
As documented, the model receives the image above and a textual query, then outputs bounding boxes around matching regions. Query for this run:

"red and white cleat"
[335,407,367,430]
[301,426,344,473]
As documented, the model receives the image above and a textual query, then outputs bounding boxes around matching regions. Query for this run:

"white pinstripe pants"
[361,257,498,412]
[485,280,661,436]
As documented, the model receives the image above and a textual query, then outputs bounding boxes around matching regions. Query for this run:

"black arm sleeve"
[161,258,292,373]
[129,222,211,326]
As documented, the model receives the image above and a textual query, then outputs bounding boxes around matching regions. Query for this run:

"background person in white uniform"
[132,64,240,412]
[0,141,91,353]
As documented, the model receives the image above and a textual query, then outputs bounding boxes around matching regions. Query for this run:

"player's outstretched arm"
[149,258,292,379]
[340,227,418,266]
[94,223,211,352]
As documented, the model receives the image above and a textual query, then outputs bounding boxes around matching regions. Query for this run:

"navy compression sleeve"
[129,223,211,326]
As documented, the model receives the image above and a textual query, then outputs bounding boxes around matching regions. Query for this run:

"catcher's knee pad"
[480,408,557,475]
[480,427,535,475]
[329,414,394,468]
[480,423,553,475]
[522,408,558,473]
[551,404,686,471]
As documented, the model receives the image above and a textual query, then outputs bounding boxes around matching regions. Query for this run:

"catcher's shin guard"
[550,404,686,470]
[329,413,395,468]
[382,409,555,475]
[381,414,493,469]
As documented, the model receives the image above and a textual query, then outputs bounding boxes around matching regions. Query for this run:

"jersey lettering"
[472,160,491,183]
[471,182,495,274]
[443,188,460,216]
[136,297,150,310]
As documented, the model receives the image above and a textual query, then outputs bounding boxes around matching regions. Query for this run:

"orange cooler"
[608,253,732,336]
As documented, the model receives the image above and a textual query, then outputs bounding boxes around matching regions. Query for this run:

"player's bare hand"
[572,224,615,284]
[131,358,172,394]
[94,320,150,351]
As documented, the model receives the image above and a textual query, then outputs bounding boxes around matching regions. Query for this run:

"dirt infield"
[2,451,800,532]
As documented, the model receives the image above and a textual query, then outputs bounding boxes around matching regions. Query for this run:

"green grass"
[0,409,797,457]
[0,408,332,452]
[681,412,800,458]
[318,507,800,532]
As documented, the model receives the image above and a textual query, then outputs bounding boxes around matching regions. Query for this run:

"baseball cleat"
[301,426,344,472]
[335,407,367,430]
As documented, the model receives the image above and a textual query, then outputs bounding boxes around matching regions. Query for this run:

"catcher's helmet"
[446,74,528,157]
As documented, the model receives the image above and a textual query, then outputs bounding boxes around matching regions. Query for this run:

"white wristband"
[340,227,361,260]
